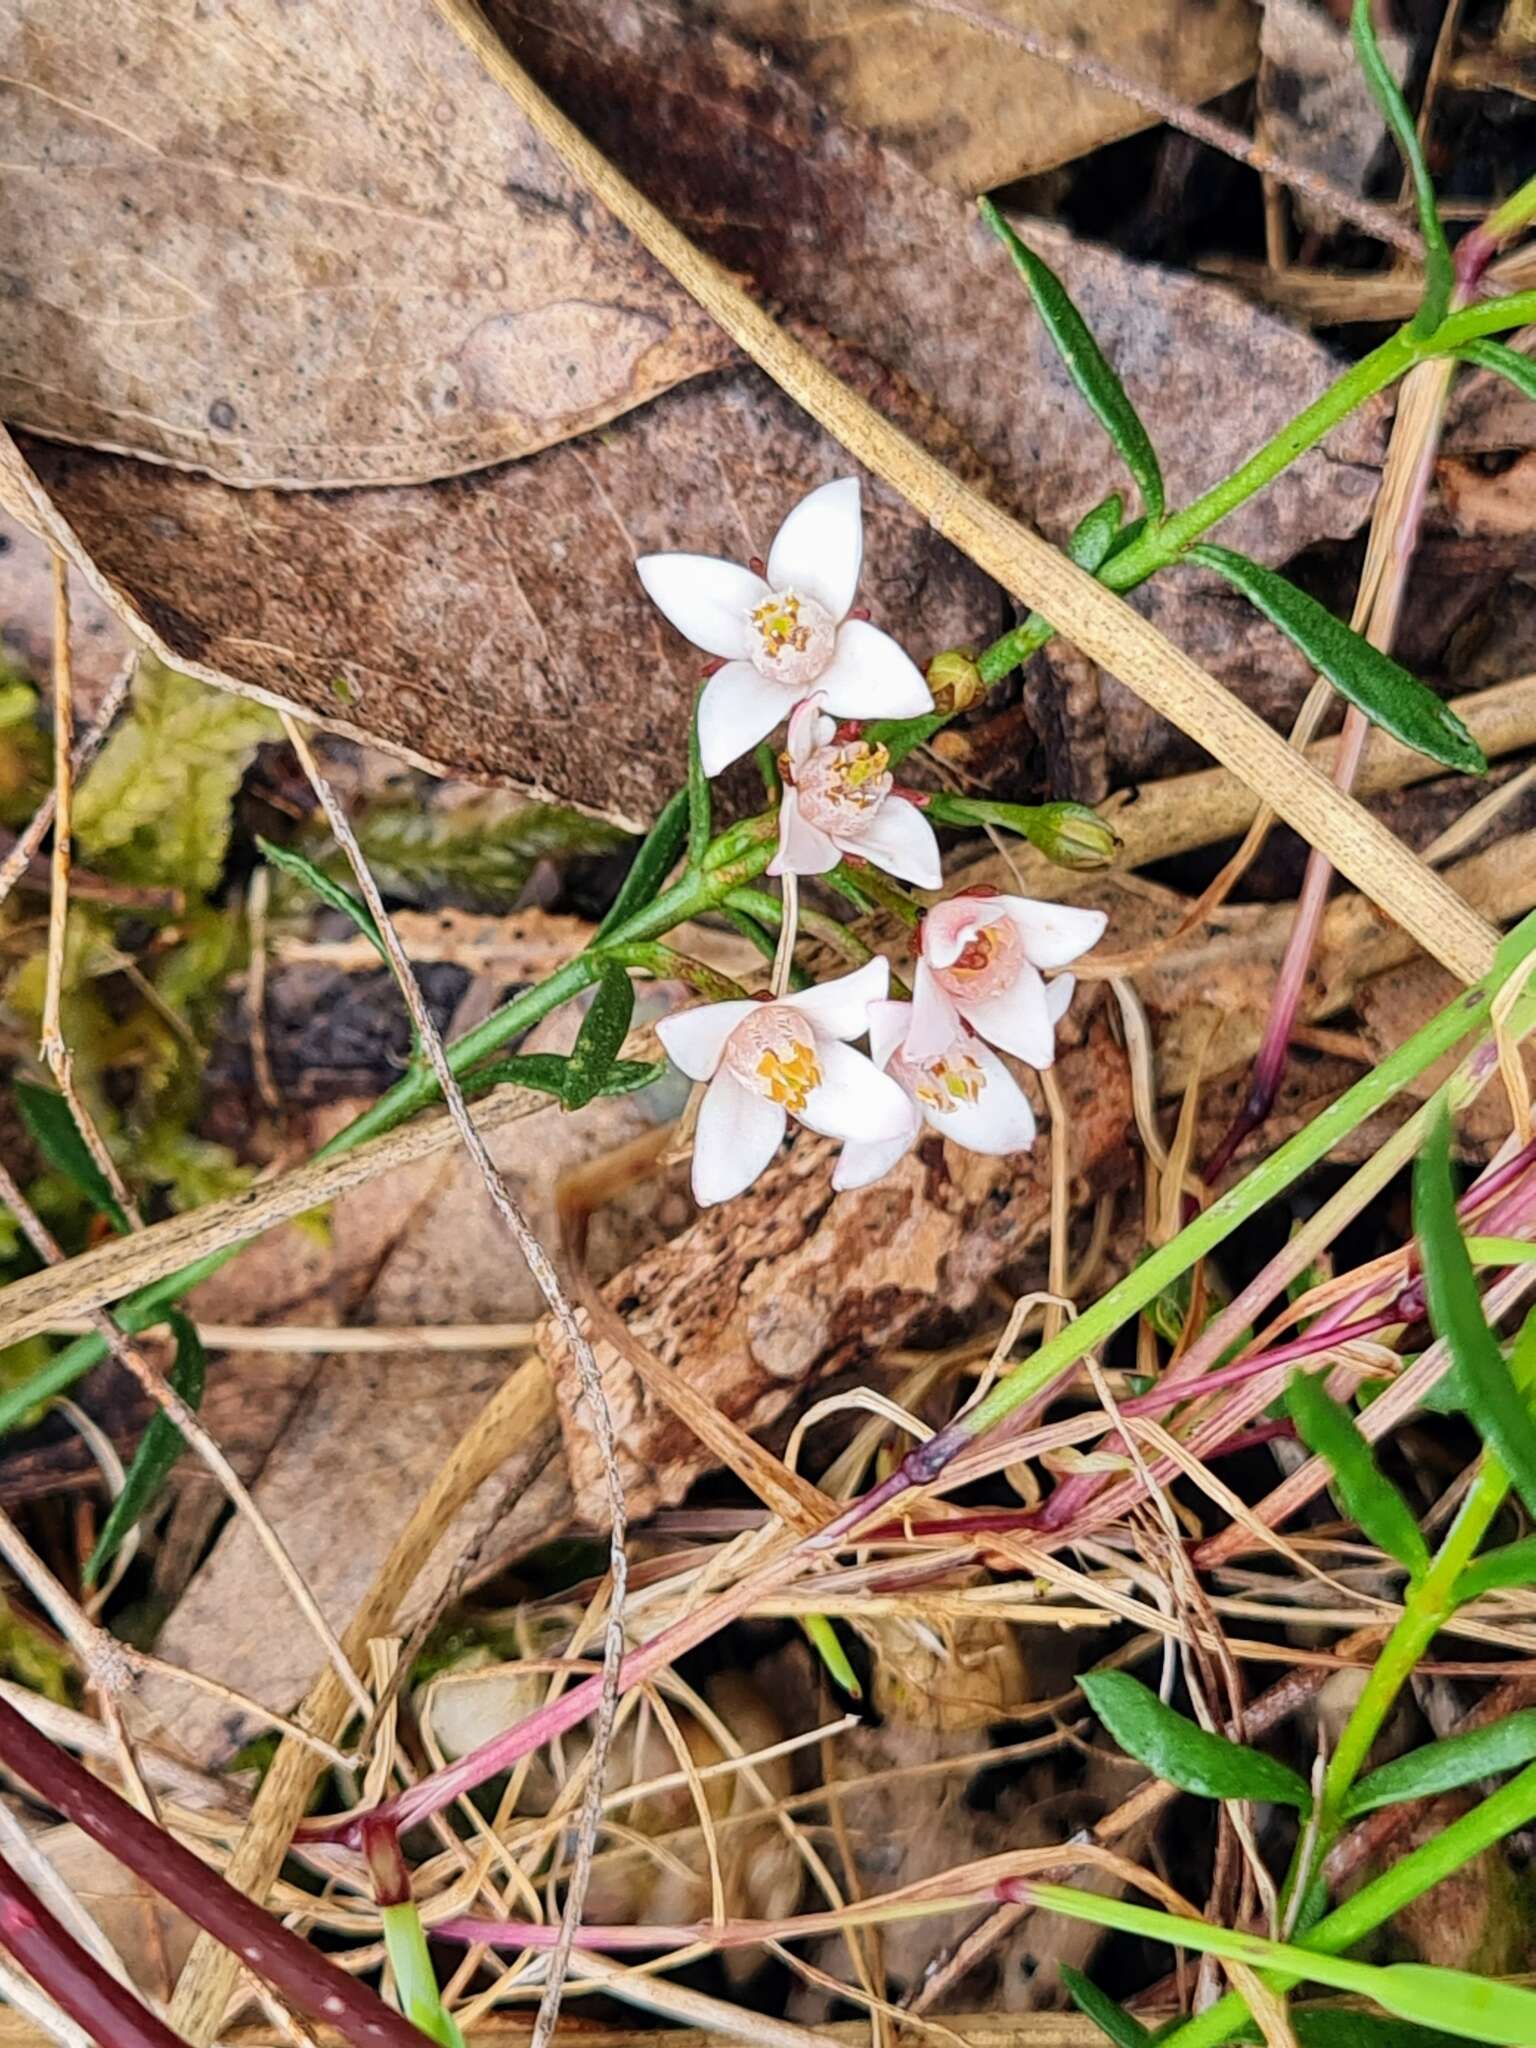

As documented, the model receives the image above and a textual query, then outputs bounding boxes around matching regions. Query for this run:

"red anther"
[890,783,931,807]
[700,656,726,678]
[832,720,863,743]
[848,605,872,621]
[748,555,767,577]
[842,852,870,869]
[956,883,1000,899]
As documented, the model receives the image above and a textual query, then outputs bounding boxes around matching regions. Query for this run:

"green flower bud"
[925,648,986,714]
[1029,801,1120,871]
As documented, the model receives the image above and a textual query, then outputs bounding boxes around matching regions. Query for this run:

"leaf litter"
[4,1,1536,2044]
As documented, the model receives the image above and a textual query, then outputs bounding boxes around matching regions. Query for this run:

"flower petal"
[843,796,942,889]
[691,1071,787,1206]
[769,793,841,878]
[697,660,793,777]
[1045,972,1076,1025]
[656,999,758,1082]
[797,1039,916,1143]
[903,958,964,1062]
[635,553,767,659]
[833,1130,917,1192]
[817,620,934,720]
[783,957,889,1040]
[864,998,912,1073]
[998,895,1108,970]
[767,477,863,622]
[785,693,834,771]
[922,894,1006,970]
[957,961,1057,1068]
[920,1040,1036,1155]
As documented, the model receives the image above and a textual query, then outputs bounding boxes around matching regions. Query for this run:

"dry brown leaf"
[24,1826,196,2003]
[141,1000,676,1761]
[683,0,1260,192]
[10,352,1002,823]
[0,513,130,716]
[1257,0,1410,237]
[0,0,730,486]
[6,0,1384,813]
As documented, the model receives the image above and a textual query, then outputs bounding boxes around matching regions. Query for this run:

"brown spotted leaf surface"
[0,0,730,485]
[8,0,1384,819]
[679,0,1260,194]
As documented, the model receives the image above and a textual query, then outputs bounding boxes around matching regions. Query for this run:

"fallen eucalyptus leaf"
[0,0,730,485]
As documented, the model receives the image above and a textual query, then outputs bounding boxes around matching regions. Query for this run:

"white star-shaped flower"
[656,959,912,1207]
[769,697,942,889]
[906,892,1105,1068]
[636,478,934,776]
[834,998,1041,1190]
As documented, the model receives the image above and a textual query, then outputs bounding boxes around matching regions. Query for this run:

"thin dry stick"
[0,1162,371,1722]
[910,0,1422,257]
[429,0,1495,987]
[38,1319,538,1353]
[279,713,625,2048]
[245,867,281,1116]
[0,651,133,918]
[34,563,139,1228]
[38,554,72,1077]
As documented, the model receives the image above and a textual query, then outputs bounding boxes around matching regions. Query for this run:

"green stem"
[975,296,1536,690]
[940,911,1536,1456]
[725,887,875,966]
[379,1904,464,2048]
[0,821,781,1436]
[1321,1455,1509,1821]
[686,684,711,867]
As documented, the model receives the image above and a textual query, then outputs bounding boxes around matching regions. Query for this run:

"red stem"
[0,1848,187,2048]
[0,1696,428,2048]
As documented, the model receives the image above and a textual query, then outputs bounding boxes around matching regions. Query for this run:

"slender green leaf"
[461,1053,661,1106]
[1456,1535,1536,1603]
[595,789,689,942]
[755,741,782,802]
[1455,338,1536,407]
[687,682,712,867]
[1291,2021,1468,2048]
[979,197,1165,520]
[1061,1966,1152,2047]
[85,1311,205,1583]
[865,710,953,765]
[1382,1959,1536,2043]
[379,1902,467,2048]
[258,836,388,964]
[801,1614,862,1699]
[1068,493,1124,574]
[14,1081,129,1234]
[1190,548,1486,775]
[1417,1113,1536,1518]
[1286,1370,1429,1576]
[562,963,637,1111]
[1343,1710,1536,1818]
[1351,0,1452,333]
[1080,1670,1312,1810]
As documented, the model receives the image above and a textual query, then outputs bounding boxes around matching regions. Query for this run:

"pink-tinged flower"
[906,892,1105,1068]
[769,698,942,889]
[636,478,933,776]
[834,1000,1041,1191]
[656,959,912,1207]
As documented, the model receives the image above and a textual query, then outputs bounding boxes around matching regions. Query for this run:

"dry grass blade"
[429,0,1494,985]
[280,713,627,2048]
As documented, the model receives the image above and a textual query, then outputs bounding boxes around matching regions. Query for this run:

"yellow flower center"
[725,1004,824,1115]
[913,1050,986,1115]
[755,1040,822,1114]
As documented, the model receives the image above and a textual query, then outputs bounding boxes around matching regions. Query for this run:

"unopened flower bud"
[1030,802,1120,871]
[926,648,986,714]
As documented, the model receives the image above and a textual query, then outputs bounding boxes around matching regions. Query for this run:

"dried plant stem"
[0,1163,370,1722]
[38,554,72,1077]
[168,1357,559,2044]
[0,651,132,919]
[429,0,1500,986]
[279,712,626,2048]
[909,0,1422,258]
[1204,351,1458,1182]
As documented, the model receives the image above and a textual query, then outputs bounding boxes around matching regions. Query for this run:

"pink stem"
[0,1849,186,2048]
[0,1697,428,2048]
